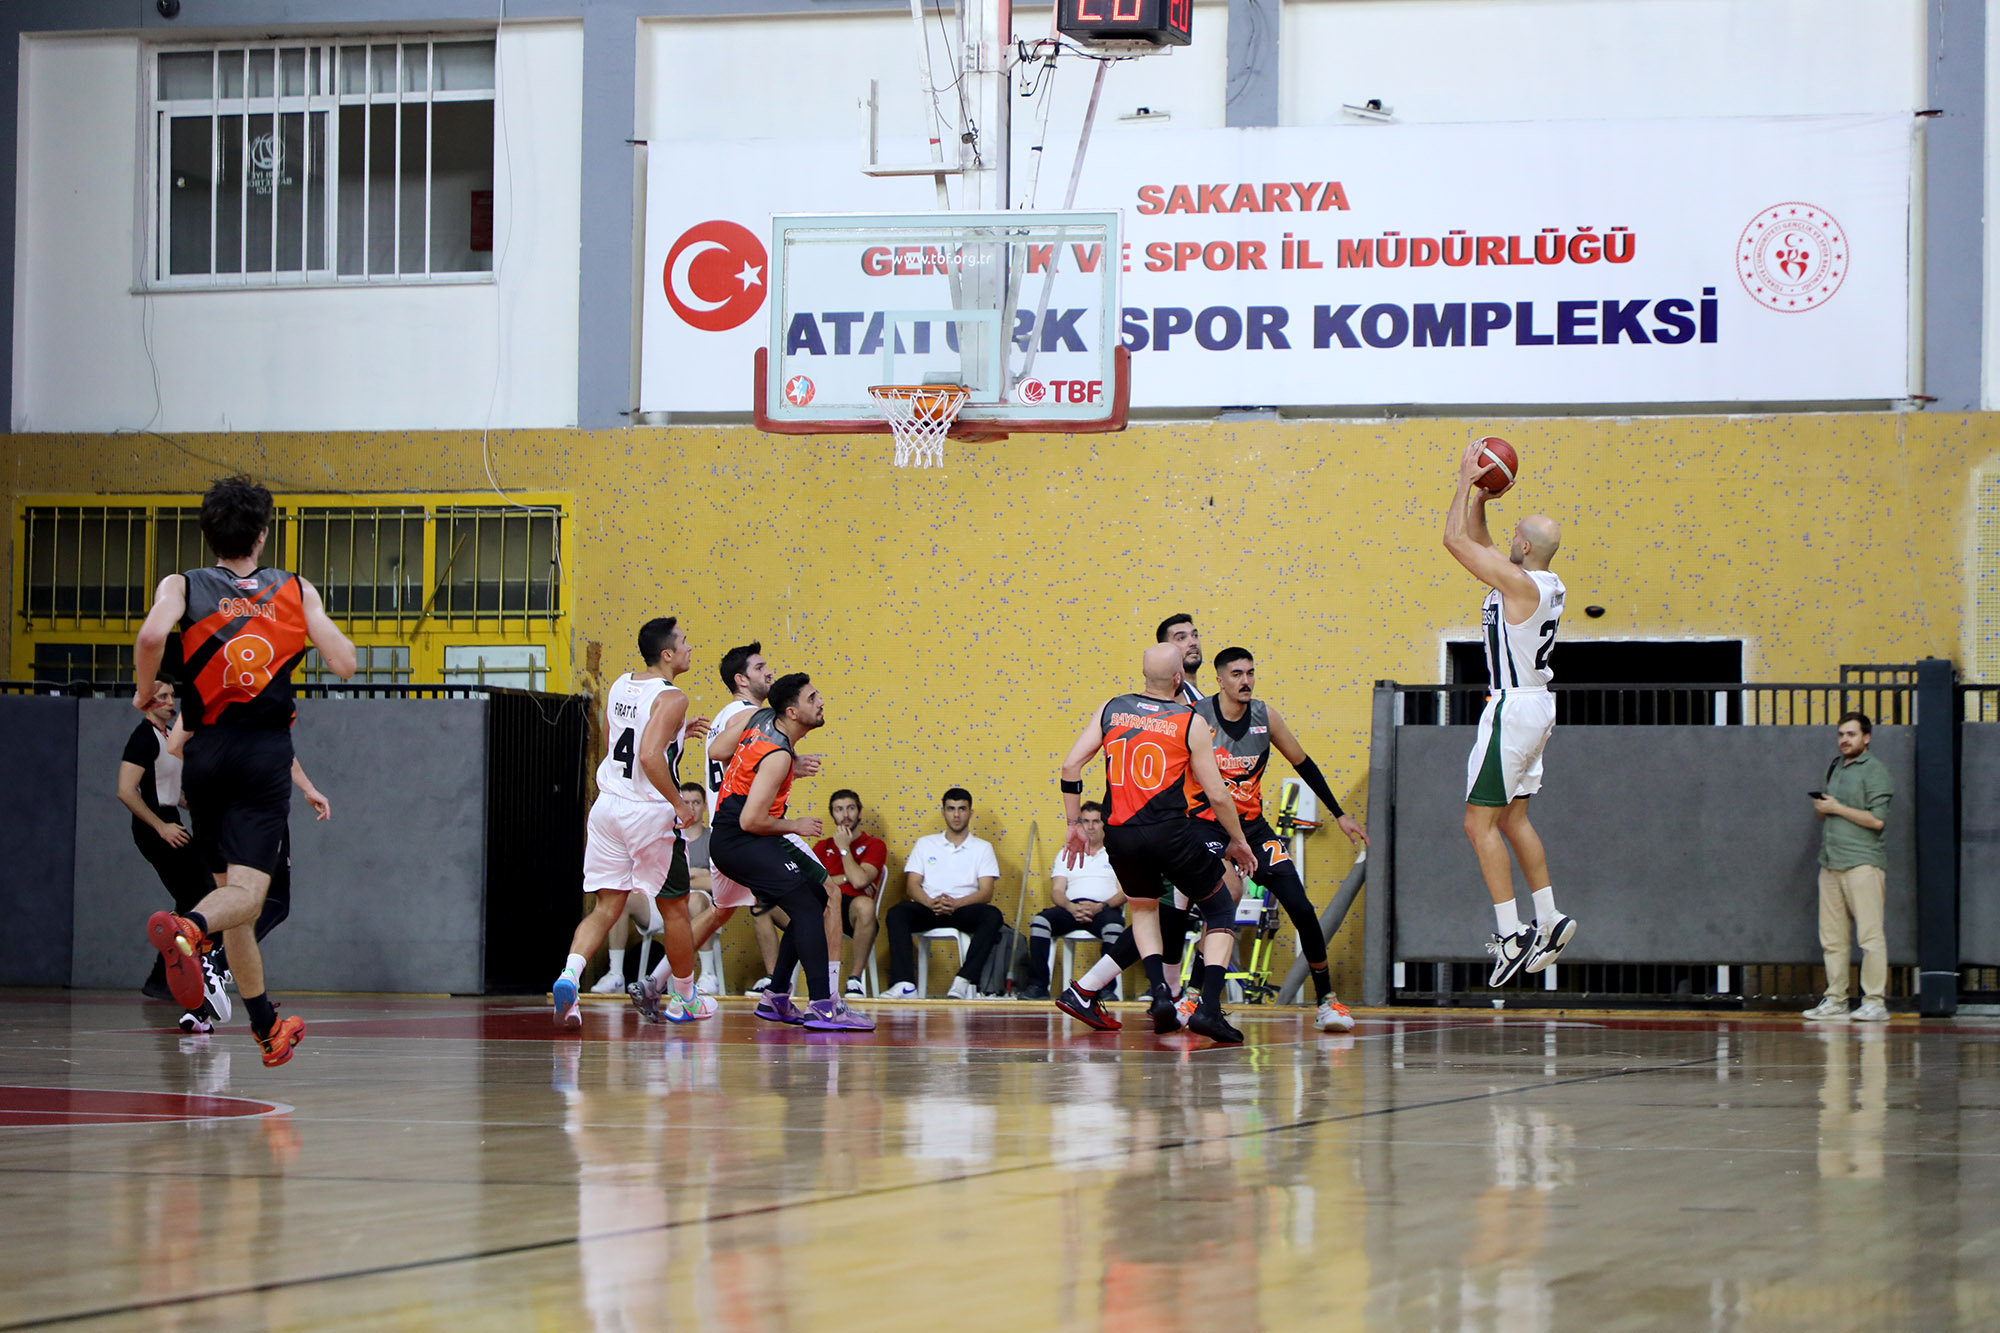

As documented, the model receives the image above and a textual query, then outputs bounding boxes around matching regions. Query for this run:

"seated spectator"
[883,787,1003,999]
[1018,801,1124,1000]
[812,789,889,997]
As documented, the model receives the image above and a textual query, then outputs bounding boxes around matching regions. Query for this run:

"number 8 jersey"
[595,673,687,804]
[177,566,309,730]
[1481,570,1566,691]
[1097,693,1208,827]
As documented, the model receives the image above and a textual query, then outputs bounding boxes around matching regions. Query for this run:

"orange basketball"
[1473,436,1518,492]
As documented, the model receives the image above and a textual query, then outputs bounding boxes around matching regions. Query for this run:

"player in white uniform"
[1443,439,1579,987]
[550,617,709,1028]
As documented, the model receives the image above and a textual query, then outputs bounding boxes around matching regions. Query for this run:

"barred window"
[32,643,135,690]
[286,507,425,622]
[432,507,562,620]
[151,39,495,286]
[21,506,150,623]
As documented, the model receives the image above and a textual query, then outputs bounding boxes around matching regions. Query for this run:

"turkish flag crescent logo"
[664,221,768,333]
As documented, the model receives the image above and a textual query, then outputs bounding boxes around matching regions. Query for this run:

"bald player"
[1442,438,1578,987]
[1055,644,1257,1043]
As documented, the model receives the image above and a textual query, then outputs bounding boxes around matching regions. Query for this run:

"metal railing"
[1389,681,1920,727]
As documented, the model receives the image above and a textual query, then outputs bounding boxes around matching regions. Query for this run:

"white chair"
[1059,930,1122,999]
[914,928,971,996]
[689,890,725,994]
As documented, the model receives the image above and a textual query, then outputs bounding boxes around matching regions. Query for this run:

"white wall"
[12,23,583,433]
[1282,0,1926,124]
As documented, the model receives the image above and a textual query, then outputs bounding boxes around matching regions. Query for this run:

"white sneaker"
[882,981,918,999]
[743,975,774,997]
[589,970,626,995]
[1486,927,1535,987]
[946,977,974,1000]
[199,953,232,1024]
[1316,998,1356,1032]
[1851,999,1890,1022]
[844,978,866,998]
[1524,914,1576,974]
[698,971,723,995]
[1803,998,1850,1021]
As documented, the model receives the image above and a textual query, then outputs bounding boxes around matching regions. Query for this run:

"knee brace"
[1194,884,1235,933]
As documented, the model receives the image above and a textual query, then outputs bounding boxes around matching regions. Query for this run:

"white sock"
[563,952,587,978]
[648,954,674,989]
[1493,900,1521,937]
[1079,954,1122,992]
[670,972,695,1001]
[606,948,626,980]
[1532,887,1558,927]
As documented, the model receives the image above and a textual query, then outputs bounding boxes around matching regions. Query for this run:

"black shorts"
[182,726,293,877]
[709,825,828,907]
[839,892,875,936]
[1103,820,1227,902]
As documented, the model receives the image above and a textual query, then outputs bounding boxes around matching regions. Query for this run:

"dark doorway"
[1442,639,1745,724]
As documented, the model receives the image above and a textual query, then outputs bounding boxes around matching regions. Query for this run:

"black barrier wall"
[0,695,77,985]
[1386,723,1918,969]
[70,697,489,993]
[1961,724,2000,965]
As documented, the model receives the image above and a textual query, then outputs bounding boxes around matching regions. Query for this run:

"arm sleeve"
[1866,769,1894,819]
[1293,756,1346,819]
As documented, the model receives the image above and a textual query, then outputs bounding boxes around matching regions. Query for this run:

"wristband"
[1059,777,1084,795]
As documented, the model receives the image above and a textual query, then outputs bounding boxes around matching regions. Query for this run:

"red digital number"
[1171,0,1190,31]
[1114,0,1143,19]
[1074,0,1106,20]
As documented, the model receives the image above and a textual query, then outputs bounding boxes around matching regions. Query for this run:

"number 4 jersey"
[595,673,690,804]
[1481,569,1566,691]
[1097,693,1210,827]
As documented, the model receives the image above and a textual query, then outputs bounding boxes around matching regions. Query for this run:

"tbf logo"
[663,221,768,332]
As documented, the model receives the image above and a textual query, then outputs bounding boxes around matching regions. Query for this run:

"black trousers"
[886,901,1005,988]
[1026,905,1125,986]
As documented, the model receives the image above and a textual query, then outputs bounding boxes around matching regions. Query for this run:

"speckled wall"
[3,412,1988,997]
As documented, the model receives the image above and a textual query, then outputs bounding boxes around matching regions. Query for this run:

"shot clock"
[1057,0,1192,48]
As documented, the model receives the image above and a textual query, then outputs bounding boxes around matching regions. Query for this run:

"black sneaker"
[1055,984,1121,1031]
[1149,984,1183,1034]
[178,1008,214,1035]
[1486,926,1536,987]
[1185,1007,1244,1044]
[1016,983,1050,1001]
[1524,915,1577,974]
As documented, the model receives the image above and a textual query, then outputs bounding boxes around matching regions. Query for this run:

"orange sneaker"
[146,911,211,1011]
[256,1014,306,1067]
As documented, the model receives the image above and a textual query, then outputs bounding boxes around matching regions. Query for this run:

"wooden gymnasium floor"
[3,992,2000,1330]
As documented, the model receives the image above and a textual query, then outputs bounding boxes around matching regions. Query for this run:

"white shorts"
[1465,689,1556,807]
[709,869,755,910]
[581,796,680,896]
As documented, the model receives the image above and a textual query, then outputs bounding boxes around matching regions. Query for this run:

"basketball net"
[869,384,969,468]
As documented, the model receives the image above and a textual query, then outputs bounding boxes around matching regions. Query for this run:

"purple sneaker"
[803,998,875,1031]
[754,991,805,1025]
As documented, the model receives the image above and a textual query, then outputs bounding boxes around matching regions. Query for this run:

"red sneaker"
[146,911,210,1011]
[1055,983,1122,1031]
[257,1014,306,1068]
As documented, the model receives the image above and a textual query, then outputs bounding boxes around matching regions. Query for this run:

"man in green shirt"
[1804,712,1894,1022]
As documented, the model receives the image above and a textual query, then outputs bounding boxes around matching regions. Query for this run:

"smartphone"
[1807,790,1825,799]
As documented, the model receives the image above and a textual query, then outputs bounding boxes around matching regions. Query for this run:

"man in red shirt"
[812,789,888,998]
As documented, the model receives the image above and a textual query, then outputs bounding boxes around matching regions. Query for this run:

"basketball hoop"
[869,383,969,468]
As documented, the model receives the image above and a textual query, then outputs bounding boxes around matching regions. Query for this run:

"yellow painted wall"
[3,412,1989,995]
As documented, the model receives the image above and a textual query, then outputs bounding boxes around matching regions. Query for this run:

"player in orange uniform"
[132,476,357,1067]
[709,673,872,1031]
[1055,643,1256,1043]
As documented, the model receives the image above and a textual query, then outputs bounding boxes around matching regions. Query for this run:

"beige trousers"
[1818,865,1888,1003]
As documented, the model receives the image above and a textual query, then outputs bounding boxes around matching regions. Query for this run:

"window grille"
[282,507,425,625]
[20,506,150,625]
[31,642,136,689]
[431,507,562,622]
[151,38,495,286]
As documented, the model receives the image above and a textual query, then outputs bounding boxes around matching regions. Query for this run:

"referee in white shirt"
[882,788,1004,999]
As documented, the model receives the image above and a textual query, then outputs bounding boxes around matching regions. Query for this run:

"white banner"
[640,115,1912,412]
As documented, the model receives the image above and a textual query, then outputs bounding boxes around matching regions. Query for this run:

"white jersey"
[594,673,689,803]
[1481,569,1565,691]
[705,698,757,819]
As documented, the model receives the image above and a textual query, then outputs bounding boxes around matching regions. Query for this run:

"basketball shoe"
[802,998,874,1031]
[1486,926,1536,987]
[626,976,666,1023]
[1173,990,1198,1029]
[146,911,211,1011]
[754,991,805,1025]
[589,969,626,995]
[665,985,718,1023]
[256,1014,306,1067]
[1524,914,1577,974]
[551,974,581,1029]
[178,1008,214,1035]
[1316,997,1356,1032]
[199,952,232,1024]
[1149,983,1184,1035]
[1055,983,1121,1031]
[1186,1006,1244,1045]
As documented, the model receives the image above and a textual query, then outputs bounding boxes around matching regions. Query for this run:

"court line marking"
[0,1051,1722,1330]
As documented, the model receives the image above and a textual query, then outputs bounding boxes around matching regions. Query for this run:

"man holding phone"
[1803,712,1894,1023]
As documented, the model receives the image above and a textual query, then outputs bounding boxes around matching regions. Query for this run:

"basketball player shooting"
[1441,438,1579,987]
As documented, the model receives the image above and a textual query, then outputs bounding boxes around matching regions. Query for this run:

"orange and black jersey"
[1097,693,1212,827]
[713,708,795,831]
[1193,696,1271,820]
[177,567,309,731]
